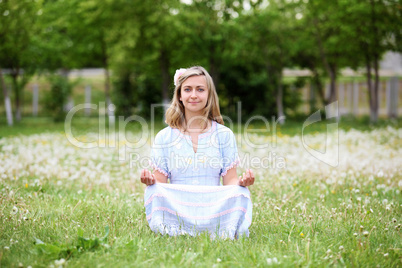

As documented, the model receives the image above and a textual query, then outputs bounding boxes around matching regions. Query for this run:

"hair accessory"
[174,68,187,86]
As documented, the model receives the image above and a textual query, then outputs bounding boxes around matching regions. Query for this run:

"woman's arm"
[223,168,255,186]
[140,169,168,186]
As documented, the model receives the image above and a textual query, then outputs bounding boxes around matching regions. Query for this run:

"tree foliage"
[1,0,400,123]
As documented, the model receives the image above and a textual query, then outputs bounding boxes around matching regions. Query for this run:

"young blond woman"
[141,66,254,239]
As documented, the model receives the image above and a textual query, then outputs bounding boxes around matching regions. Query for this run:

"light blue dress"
[144,121,252,239]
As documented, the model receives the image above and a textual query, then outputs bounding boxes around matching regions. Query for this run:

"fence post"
[338,83,345,115]
[32,83,39,116]
[5,84,13,126]
[388,76,399,119]
[64,96,74,112]
[353,80,359,116]
[85,84,91,116]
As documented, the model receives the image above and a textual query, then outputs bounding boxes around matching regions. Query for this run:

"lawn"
[0,116,401,267]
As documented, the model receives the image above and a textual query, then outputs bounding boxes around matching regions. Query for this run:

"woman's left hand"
[238,169,255,187]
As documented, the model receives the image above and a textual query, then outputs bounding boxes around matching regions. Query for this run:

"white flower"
[174,68,187,86]
[274,206,281,211]
[339,245,344,251]
[363,231,369,236]
[4,246,9,250]
[11,206,18,215]
[217,258,221,262]
[54,258,66,267]
[384,253,389,257]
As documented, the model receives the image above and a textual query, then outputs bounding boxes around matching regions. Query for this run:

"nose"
[191,89,197,98]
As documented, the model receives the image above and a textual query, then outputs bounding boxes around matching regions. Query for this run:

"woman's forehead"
[182,75,207,86]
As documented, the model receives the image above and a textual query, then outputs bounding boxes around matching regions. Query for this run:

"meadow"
[0,116,401,267]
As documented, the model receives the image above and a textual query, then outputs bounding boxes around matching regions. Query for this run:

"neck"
[184,112,209,132]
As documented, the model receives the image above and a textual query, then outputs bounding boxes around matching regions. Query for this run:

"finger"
[140,169,145,183]
[246,169,251,180]
[238,175,243,186]
[151,174,155,184]
[147,170,152,185]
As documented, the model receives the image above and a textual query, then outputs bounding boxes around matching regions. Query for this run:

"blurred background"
[0,0,401,126]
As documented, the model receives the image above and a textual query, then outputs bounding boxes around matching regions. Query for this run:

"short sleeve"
[219,128,240,177]
[150,131,170,178]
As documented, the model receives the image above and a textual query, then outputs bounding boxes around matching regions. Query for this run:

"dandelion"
[54,258,66,267]
[353,233,358,237]
[11,206,18,215]
[384,253,389,257]
[382,199,388,205]
[363,231,369,237]
[326,249,332,254]
[274,206,281,211]
[4,246,9,250]
[392,218,397,223]
[339,246,344,251]
[386,206,390,211]
[385,228,388,231]
[300,232,304,238]
[217,258,222,262]
[360,225,364,231]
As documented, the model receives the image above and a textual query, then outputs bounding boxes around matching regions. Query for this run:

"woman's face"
[180,75,209,116]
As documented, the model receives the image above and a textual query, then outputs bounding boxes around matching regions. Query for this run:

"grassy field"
[0,117,401,267]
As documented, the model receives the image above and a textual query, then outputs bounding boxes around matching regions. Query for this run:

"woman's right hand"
[140,169,156,186]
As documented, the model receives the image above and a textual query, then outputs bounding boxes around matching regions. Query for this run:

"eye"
[183,88,191,92]
[198,88,205,92]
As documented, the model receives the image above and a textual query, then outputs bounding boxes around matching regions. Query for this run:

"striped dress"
[144,121,252,239]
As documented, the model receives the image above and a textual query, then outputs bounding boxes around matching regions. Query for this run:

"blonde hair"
[165,66,224,130]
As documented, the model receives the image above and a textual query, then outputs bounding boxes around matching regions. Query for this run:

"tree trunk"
[0,67,13,126]
[11,71,21,122]
[159,48,170,106]
[276,74,285,125]
[209,45,220,87]
[328,64,337,104]
[311,67,326,107]
[101,34,111,107]
[369,0,379,123]
[313,19,338,105]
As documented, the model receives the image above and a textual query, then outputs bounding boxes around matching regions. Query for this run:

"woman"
[141,66,254,239]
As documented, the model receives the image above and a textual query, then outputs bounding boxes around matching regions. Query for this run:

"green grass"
[1,115,400,138]
[1,173,401,267]
[0,117,401,267]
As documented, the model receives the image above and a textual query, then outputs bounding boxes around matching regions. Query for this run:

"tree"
[343,0,400,123]
[0,0,42,122]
